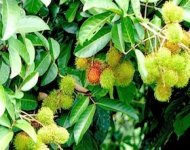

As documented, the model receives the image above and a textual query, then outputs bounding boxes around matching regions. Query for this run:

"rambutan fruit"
[59,94,74,110]
[175,71,189,88]
[165,23,183,43]
[182,31,190,47]
[36,107,54,126]
[35,142,49,150]
[114,61,135,86]
[162,69,178,87]
[156,47,171,66]
[162,1,184,24]
[164,41,181,54]
[60,76,75,95]
[154,83,172,102]
[168,54,185,72]
[100,68,115,90]
[87,66,101,84]
[75,57,89,70]
[106,47,122,67]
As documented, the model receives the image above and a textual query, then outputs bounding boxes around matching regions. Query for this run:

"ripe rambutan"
[60,76,75,95]
[100,68,115,90]
[75,57,89,70]
[106,47,122,67]
[87,66,102,84]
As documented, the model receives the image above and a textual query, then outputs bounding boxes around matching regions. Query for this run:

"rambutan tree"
[1,0,190,149]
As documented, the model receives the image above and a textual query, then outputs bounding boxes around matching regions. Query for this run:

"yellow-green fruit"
[168,54,185,72]
[60,94,74,110]
[35,142,49,150]
[182,31,190,46]
[75,57,89,70]
[38,124,69,144]
[162,1,184,23]
[100,68,115,89]
[185,60,190,77]
[106,47,122,67]
[157,47,171,66]
[36,107,54,126]
[164,41,181,54]
[165,23,183,43]
[175,71,189,88]
[114,61,135,86]
[14,132,36,150]
[60,76,75,95]
[154,83,172,102]
[162,69,178,87]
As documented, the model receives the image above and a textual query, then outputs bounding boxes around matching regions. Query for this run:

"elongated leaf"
[74,104,96,144]
[135,49,148,80]
[79,12,113,45]
[0,85,6,117]
[21,93,38,111]
[65,1,80,22]
[16,16,49,34]
[41,63,58,86]
[14,119,37,142]
[25,38,35,65]
[97,98,138,120]
[70,96,90,125]
[21,72,39,91]
[49,38,60,60]
[83,0,122,14]
[0,127,13,150]
[140,0,159,3]
[2,0,22,40]
[0,60,10,84]
[8,46,22,79]
[115,0,129,13]
[183,7,190,23]
[131,0,142,18]
[75,27,111,57]
[111,23,125,53]
[121,17,135,45]
[24,0,43,14]
[0,114,11,128]
[41,0,51,7]
[35,32,50,50]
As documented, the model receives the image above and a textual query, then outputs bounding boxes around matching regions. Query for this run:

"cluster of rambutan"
[75,46,135,90]
[143,1,190,102]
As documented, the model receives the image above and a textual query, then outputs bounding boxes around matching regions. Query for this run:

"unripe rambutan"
[114,61,135,86]
[87,66,101,84]
[175,71,189,88]
[154,83,172,102]
[182,31,190,47]
[157,47,171,66]
[35,141,49,150]
[60,76,75,95]
[165,23,183,43]
[37,124,69,144]
[60,94,74,110]
[106,47,122,67]
[164,41,181,54]
[75,57,89,70]
[162,69,178,87]
[168,54,185,72]
[100,68,115,89]
[36,107,54,126]
[162,1,184,23]
[14,132,36,150]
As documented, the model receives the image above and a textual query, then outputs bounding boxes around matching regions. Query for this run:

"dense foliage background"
[1,0,190,149]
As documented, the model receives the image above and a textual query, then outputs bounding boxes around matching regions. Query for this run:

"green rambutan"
[182,31,190,47]
[35,141,49,150]
[164,41,181,54]
[100,68,115,89]
[168,54,185,72]
[75,57,89,70]
[106,47,122,67]
[156,47,171,66]
[59,94,74,110]
[60,76,75,95]
[114,61,135,86]
[164,23,183,43]
[162,69,178,87]
[175,71,189,88]
[162,1,184,23]
[36,107,54,126]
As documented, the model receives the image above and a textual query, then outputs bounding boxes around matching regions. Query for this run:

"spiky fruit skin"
[114,61,135,86]
[162,69,178,87]
[75,57,89,70]
[14,132,36,150]
[157,47,171,66]
[100,68,115,89]
[168,54,185,71]
[60,94,74,110]
[165,23,183,43]
[106,47,122,67]
[37,124,69,144]
[60,76,75,95]
[182,31,190,46]
[87,66,101,84]
[162,1,184,23]
[35,142,49,150]
[154,83,172,102]
[175,71,189,88]
[36,107,54,126]
[164,41,181,54]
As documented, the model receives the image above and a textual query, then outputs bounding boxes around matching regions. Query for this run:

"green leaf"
[35,32,50,50]
[74,104,96,144]
[0,60,10,84]
[49,38,60,60]
[35,52,51,76]
[140,0,159,3]
[59,0,68,5]
[16,16,49,34]
[2,0,22,40]
[8,45,22,79]
[0,85,6,117]
[21,72,39,91]
[14,119,37,142]
[121,16,135,45]
[24,38,35,65]
[135,49,148,80]
[41,63,58,86]
[65,1,80,23]
[0,113,11,128]
[0,127,13,150]
[24,0,43,14]
[79,12,113,45]
[75,27,111,57]
[115,0,129,13]
[83,0,122,14]
[5,96,15,121]
[131,0,142,18]
[70,96,90,126]
[97,98,138,120]
[41,0,51,7]
[183,7,190,23]
[111,23,125,53]
[21,93,38,111]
